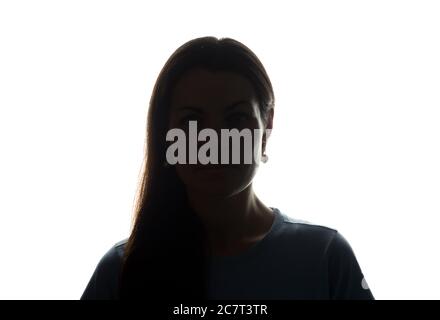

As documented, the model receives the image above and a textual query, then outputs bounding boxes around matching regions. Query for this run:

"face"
[168,67,272,198]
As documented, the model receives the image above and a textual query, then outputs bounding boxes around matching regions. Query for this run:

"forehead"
[169,68,258,109]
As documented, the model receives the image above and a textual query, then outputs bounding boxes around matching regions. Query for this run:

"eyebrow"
[176,100,250,113]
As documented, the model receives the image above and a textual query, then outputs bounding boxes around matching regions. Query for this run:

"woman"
[80,36,374,300]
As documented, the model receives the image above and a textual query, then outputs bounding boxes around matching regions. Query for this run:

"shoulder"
[113,238,128,257]
[275,209,374,299]
[272,209,364,268]
[277,210,359,260]
[280,212,337,235]
[98,238,128,268]
[275,209,340,253]
[80,238,129,300]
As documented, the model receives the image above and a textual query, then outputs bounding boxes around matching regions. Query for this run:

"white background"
[0,0,439,299]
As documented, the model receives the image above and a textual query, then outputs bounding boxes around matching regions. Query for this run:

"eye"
[225,112,250,127]
[178,114,202,127]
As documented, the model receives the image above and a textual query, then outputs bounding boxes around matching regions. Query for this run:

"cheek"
[249,129,264,164]
[174,164,193,182]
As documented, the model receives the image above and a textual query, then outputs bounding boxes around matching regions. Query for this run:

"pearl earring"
[261,153,269,163]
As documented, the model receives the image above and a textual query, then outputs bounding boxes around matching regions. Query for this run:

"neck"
[185,184,274,255]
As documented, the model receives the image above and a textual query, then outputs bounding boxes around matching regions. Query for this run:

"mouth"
[196,164,229,170]
[194,163,241,172]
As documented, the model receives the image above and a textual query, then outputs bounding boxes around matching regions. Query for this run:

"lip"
[196,165,228,171]
[195,164,238,172]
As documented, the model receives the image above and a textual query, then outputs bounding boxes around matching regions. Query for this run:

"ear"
[268,107,274,127]
[263,108,274,150]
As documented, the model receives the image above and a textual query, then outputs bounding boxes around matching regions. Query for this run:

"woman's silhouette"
[80,36,374,300]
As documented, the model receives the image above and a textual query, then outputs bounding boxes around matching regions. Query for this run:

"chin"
[187,181,246,198]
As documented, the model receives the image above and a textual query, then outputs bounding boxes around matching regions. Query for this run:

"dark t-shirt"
[81,207,374,300]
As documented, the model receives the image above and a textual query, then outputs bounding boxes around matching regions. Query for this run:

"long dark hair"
[118,36,275,300]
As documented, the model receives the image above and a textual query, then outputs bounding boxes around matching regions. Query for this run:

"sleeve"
[80,245,122,300]
[325,231,375,300]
